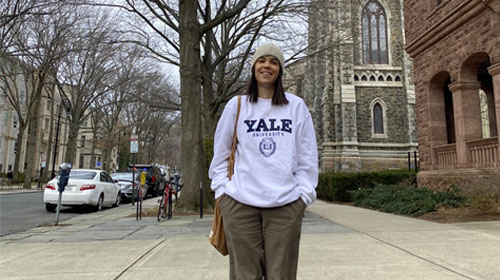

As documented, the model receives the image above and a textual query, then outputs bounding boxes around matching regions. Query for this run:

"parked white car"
[43,169,121,212]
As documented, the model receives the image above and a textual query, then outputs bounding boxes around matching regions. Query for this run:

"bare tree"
[102,0,308,211]
[0,0,58,54]
[2,2,79,188]
[56,11,120,166]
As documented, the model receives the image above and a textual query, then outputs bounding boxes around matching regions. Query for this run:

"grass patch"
[127,206,214,218]
[350,184,466,217]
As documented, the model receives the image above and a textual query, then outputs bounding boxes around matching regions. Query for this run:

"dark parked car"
[111,173,146,202]
[127,164,166,197]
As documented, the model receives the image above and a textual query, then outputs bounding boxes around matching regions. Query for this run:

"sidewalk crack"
[363,233,478,280]
[113,238,167,280]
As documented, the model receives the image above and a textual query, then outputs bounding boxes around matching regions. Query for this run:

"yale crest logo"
[259,138,276,157]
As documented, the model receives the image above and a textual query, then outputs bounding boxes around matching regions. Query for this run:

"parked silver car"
[111,172,147,202]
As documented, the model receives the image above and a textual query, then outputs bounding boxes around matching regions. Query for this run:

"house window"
[13,117,17,128]
[80,136,86,148]
[362,0,388,64]
[79,155,84,168]
[373,103,384,134]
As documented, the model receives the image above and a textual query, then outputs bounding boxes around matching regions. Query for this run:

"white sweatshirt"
[209,93,318,208]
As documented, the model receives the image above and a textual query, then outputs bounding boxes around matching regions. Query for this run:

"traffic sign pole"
[130,135,138,206]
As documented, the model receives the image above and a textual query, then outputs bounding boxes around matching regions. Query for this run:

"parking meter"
[57,163,72,192]
[136,168,147,220]
[55,163,71,226]
[140,169,147,186]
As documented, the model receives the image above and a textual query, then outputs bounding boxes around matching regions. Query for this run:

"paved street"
[0,198,499,279]
[0,191,81,236]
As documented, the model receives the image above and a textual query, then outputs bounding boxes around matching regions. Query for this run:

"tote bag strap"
[228,95,242,180]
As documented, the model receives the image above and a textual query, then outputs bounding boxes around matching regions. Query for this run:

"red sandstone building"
[404,0,500,190]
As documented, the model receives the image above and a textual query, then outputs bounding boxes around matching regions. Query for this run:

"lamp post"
[116,128,126,172]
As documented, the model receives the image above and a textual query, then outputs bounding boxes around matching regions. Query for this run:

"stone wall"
[355,87,409,143]
[418,169,500,196]
[404,0,468,44]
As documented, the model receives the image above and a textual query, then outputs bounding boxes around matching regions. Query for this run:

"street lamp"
[116,128,126,172]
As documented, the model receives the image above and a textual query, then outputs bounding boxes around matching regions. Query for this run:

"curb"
[0,190,43,195]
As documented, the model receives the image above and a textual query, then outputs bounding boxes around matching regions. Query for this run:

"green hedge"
[350,184,465,217]
[317,169,416,202]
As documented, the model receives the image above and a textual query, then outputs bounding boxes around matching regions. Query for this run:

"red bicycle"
[157,179,175,221]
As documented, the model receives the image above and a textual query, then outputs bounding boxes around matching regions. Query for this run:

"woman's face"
[254,55,280,88]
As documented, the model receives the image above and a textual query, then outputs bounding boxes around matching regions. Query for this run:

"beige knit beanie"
[250,43,285,70]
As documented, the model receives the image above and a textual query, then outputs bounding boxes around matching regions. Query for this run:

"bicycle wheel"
[157,194,166,222]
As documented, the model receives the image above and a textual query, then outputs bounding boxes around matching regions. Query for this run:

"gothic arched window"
[362,0,388,64]
[373,103,384,134]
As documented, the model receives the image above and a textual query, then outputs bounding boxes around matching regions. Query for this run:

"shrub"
[317,169,416,202]
[469,192,500,214]
[350,184,466,217]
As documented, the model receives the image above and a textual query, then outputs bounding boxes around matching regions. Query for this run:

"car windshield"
[111,173,138,181]
[69,171,97,180]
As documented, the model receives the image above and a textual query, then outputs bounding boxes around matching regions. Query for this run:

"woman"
[209,43,318,280]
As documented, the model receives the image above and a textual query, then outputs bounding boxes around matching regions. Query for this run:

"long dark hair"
[246,66,289,105]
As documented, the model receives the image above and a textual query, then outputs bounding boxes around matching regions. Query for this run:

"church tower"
[304,0,417,172]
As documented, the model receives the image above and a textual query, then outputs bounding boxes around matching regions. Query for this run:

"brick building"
[403,0,500,190]
[300,0,417,172]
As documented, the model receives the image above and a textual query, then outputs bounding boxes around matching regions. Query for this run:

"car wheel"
[45,203,56,212]
[112,193,121,207]
[94,195,104,212]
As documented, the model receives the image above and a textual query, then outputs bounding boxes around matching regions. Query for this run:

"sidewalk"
[0,199,499,280]
[0,185,42,195]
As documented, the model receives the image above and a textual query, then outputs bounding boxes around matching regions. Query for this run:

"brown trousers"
[219,194,306,280]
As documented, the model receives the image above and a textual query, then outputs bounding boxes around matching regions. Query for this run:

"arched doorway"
[428,72,456,168]
[454,52,498,168]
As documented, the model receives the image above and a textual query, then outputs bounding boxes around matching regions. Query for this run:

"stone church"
[286,0,417,172]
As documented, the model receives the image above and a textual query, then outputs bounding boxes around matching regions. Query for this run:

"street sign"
[40,152,47,168]
[130,135,139,154]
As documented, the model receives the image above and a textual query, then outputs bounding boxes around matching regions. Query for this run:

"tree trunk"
[23,82,43,189]
[176,0,212,211]
[13,122,26,182]
[64,116,79,166]
[90,144,96,168]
